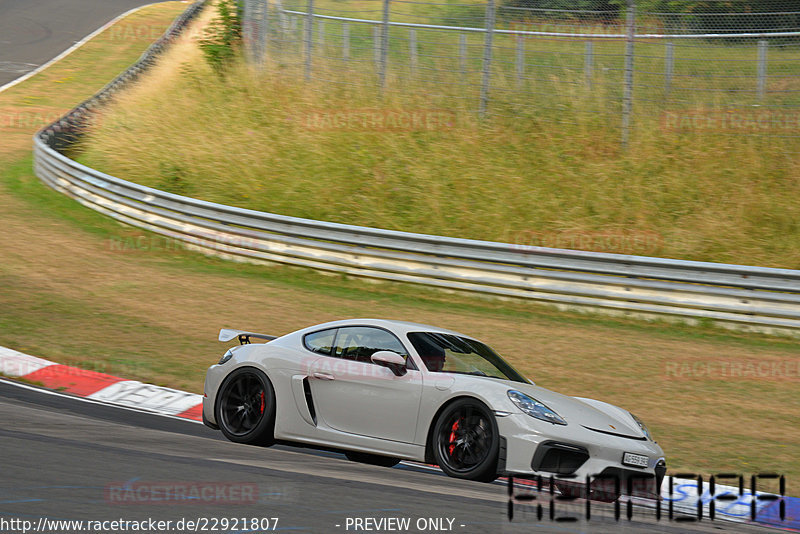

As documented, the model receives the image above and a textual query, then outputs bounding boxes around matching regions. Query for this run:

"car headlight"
[218,350,233,365]
[508,390,567,425]
[630,412,653,441]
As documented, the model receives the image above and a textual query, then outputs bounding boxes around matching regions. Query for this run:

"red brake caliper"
[448,419,460,456]
[259,391,265,414]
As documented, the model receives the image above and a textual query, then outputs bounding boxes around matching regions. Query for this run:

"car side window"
[333,327,408,364]
[303,328,337,356]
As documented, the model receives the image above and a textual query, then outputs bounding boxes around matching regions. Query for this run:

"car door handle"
[313,372,335,381]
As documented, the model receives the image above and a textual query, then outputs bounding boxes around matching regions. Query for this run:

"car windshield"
[407,332,528,384]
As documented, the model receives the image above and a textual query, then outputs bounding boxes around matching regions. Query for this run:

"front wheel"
[431,398,499,482]
[215,367,276,445]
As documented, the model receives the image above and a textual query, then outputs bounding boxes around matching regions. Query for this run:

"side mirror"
[371,351,407,376]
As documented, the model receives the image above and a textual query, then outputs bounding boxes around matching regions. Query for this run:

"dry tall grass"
[78,37,800,268]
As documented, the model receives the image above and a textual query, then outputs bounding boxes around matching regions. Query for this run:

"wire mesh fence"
[240,0,800,149]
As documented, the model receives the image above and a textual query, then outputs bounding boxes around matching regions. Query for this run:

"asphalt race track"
[0,379,777,534]
[0,0,157,87]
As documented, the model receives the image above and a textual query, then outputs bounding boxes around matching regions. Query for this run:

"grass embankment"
[77,6,800,267]
[0,1,798,493]
[0,3,191,156]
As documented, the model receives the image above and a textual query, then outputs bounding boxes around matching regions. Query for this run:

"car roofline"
[293,318,470,338]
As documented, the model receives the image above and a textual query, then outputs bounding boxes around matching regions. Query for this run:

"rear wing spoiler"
[219,328,278,345]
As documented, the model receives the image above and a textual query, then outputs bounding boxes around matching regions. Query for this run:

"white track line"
[0,2,162,95]
[0,377,203,424]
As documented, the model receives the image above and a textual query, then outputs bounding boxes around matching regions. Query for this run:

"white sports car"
[203,319,666,497]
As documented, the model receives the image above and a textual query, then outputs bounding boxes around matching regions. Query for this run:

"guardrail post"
[584,40,593,88]
[343,22,349,61]
[410,29,418,73]
[459,33,467,76]
[304,0,314,80]
[379,0,390,92]
[516,34,524,87]
[758,39,768,100]
[621,0,634,149]
[479,0,496,118]
[664,42,673,98]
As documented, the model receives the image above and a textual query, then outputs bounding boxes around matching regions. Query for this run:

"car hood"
[451,375,645,439]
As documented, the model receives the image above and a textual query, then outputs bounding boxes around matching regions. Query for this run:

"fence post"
[516,34,524,87]
[249,0,265,65]
[410,29,418,73]
[277,0,287,52]
[373,26,381,69]
[758,39,768,100]
[318,19,325,47]
[343,22,349,61]
[379,0,390,91]
[664,42,673,98]
[261,0,270,62]
[459,33,467,75]
[479,0,496,118]
[621,0,634,149]
[243,0,255,63]
[304,0,314,80]
[584,40,593,88]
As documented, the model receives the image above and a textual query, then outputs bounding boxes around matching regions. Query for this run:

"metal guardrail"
[32,0,800,337]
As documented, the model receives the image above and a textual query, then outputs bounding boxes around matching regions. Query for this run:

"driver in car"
[417,341,446,372]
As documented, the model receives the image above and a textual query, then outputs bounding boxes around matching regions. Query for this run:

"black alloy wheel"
[432,398,499,482]
[216,367,275,445]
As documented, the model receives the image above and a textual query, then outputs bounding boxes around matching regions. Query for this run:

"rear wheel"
[431,398,499,482]
[215,367,275,445]
[344,451,401,468]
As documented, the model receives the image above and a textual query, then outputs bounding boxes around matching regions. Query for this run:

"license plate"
[622,452,649,468]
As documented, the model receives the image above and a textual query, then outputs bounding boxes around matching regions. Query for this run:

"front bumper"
[202,406,219,430]
[497,413,665,495]
[202,363,224,428]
